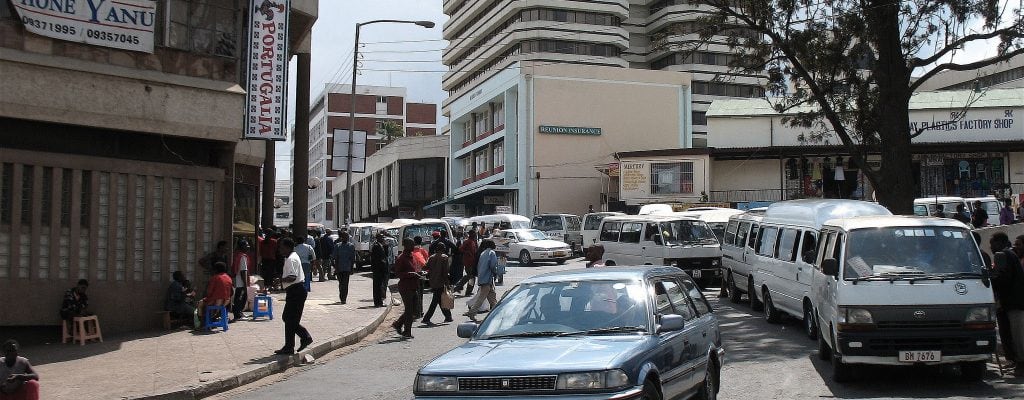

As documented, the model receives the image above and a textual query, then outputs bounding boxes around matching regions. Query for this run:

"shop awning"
[424,184,519,210]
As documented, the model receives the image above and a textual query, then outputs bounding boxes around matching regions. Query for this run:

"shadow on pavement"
[810,355,1021,398]
[711,296,818,365]
[11,326,171,366]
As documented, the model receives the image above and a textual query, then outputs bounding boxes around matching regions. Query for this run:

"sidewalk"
[26,272,391,400]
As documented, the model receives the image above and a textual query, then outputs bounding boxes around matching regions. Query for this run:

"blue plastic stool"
[204,305,229,331]
[252,294,273,320]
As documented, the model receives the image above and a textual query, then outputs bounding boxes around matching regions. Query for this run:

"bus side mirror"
[822,258,839,277]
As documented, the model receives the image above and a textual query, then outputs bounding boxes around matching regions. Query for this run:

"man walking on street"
[464,239,499,321]
[230,239,251,321]
[319,229,336,281]
[333,231,356,304]
[392,238,422,338]
[454,230,478,297]
[990,232,1024,376]
[275,238,313,355]
[422,242,453,324]
[972,200,990,228]
[295,235,316,293]
[370,233,389,307]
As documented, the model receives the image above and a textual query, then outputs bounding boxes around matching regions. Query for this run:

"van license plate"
[691,270,702,279]
[898,350,941,363]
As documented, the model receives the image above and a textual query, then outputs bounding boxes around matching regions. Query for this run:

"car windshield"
[707,222,727,242]
[516,230,548,241]
[476,280,650,339]
[404,223,448,240]
[843,227,985,279]
[661,220,718,245]
[583,214,606,230]
[532,216,564,231]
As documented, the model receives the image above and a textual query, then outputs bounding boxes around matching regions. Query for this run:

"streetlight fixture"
[343,19,434,226]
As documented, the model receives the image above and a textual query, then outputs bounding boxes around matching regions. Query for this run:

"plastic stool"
[62,316,102,345]
[204,305,229,332]
[252,294,273,320]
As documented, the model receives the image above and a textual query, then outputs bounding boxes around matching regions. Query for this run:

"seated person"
[539,293,566,323]
[59,279,90,323]
[198,262,233,323]
[165,271,196,321]
[0,339,39,400]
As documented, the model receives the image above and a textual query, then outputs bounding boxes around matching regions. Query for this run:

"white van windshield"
[660,220,718,246]
[843,227,985,280]
[404,223,448,240]
[532,215,564,231]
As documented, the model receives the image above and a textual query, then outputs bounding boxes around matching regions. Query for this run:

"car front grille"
[876,320,962,330]
[865,336,973,352]
[458,375,557,391]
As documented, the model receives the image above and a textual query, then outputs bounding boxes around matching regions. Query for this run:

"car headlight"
[838,307,873,324]
[965,306,993,322]
[711,258,720,266]
[415,375,458,392]
[556,369,629,390]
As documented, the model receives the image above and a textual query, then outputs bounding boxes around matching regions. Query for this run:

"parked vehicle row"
[721,199,996,381]
[913,195,1000,225]
[598,214,723,287]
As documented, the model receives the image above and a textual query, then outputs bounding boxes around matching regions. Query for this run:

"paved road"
[213,259,584,400]
[215,262,1024,400]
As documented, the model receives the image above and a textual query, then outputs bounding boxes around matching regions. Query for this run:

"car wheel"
[727,273,743,304]
[696,358,719,400]
[817,322,831,361]
[748,279,762,311]
[556,258,566,265]
[959,361,986,382]
[831,336,854,383]
[640,379,662,400]
[803,302,818,340]
[763,289,781,323]
[519,250,532,266]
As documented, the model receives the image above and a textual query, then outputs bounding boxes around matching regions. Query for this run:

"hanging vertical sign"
[243,0,291,140]
[11,0,157,53]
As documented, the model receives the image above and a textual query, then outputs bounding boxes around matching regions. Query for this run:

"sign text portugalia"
[539,125,602,135]
[243,0,290,140]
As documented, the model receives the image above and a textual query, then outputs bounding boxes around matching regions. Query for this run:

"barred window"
[164,0,241,57]
[651,162,695,195]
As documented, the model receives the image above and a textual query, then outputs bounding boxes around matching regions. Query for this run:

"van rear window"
[600,222,621,241]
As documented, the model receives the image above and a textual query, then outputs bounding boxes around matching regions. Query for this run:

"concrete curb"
[130,300,393,400]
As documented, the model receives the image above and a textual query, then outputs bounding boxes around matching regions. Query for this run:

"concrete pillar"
[291,51,312,239]
[261,142,275,229]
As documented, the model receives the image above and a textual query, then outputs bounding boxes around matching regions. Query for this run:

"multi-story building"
[304,84,437,227]
[0,1,317,333]
[272,181,293,228]
[915,54,1024,91]
[441,0,764,148]
[438,0,758,215]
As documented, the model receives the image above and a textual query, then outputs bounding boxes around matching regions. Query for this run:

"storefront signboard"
[909,108,1020,143]
[608,162,620,177]
[444,204,466,218]
[539,125,602,135]
[483,195,506,205]
[620,161,649,197]
[243,0,290,140]
[495,205,513,214]
[12,0,157,53]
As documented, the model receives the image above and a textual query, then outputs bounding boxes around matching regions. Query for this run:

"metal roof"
[762,199,892,229]
[824,215,972,231]
[707,87,1024,117]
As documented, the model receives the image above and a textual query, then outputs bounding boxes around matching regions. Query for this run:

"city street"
[210,259,1024,400]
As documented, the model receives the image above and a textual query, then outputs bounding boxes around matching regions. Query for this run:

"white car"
[492,229,573,266]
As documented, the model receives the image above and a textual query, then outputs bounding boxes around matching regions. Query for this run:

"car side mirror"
[657,314,685,333]
[456,322,479,338]
[821,258,839,278]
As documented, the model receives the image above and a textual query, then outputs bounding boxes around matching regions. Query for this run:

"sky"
[272,0,1014,178]
[276,0,450,176]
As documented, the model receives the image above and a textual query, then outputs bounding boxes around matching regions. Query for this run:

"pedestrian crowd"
[985,231,1024,377]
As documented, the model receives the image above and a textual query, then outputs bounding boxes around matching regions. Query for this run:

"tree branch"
[910,27,1023,68]
[911,47,1024,91]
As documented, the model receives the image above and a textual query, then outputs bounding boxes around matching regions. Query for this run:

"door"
[813,231,843,344]
[738,222,758,291]
[617,222,644,264]
[679,277,715,392]
[599,221,623,264]
[773,228,802,315]
[641,222,664,265]
[754,226,780,293]
[650,278,701,396]
[794,230,818,315]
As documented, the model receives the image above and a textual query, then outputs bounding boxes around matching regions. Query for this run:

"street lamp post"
[343,19,434,227]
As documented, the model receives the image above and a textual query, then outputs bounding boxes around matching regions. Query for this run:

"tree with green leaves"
[685,0,1024,213]
[377,120,404,145]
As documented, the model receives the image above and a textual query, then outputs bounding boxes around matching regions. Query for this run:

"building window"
[475,151,488,175]
[165,0,241,57]
[462,119,474,143]
[475,111,489,135]
[651,162,695,194]
[376,96,388,115]
[692,81,764,98]
[520,40,621,57]
[492,141,504,168]
[492,103,504,129]
[692,111,707,125]
[463,157,473,180]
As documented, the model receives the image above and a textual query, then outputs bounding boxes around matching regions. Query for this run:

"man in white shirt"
[274,238,313,355]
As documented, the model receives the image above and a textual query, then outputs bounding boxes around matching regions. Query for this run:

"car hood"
[420,336,651,376]
[519,240,570,249]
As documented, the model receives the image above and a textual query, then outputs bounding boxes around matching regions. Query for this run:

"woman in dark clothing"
[391,238,422,338]
[422,242,453,324]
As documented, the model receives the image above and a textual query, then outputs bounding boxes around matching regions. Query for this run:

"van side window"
[724,221,738,245]
[777,229,799,262]
[644,223,661,242]
[736,222,751,248]
[620,223,642,243]
[746,223,759,249]
[816,231,835,267]
[757,227,780,257]
[600,222,621,241]
[832,233,844,260]
[800,231,818,263]
[568,216,581,231]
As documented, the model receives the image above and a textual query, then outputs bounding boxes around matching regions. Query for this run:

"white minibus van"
[581,212,624,252]
[674,207,745,242]
[751,200,891,326]
[598,215,723,286]
[392,219,455,260]
[466,214,531,234]
[720,209,765,305]
[811,216,996,382]
[531,213,583,255]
